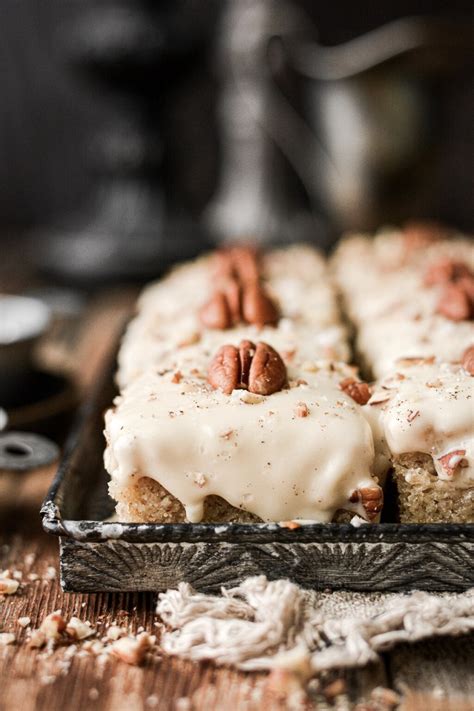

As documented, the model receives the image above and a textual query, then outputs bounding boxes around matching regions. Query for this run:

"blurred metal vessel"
[208,3,473,245]
[267,15,473,232]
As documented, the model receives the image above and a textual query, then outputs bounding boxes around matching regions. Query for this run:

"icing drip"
[105,361,379,523]
[365,361,474,487]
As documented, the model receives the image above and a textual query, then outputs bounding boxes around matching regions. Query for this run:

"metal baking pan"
[41,348,474,593]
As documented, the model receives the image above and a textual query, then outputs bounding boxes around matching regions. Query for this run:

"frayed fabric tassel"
[157,576,474,674]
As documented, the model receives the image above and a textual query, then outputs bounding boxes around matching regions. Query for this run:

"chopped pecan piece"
[110,632,152,666]
[40,611,66,640]
[208,340,287,396]
[438,450,467,479]
[403,221,444,250]
[461,344,474,375]
[280,520,301,530]
[424,258,473,287]
[436,283,472,321]
[396,356,435,367]
[294,402,309,418]
[458,275,474,303]
[350,486,384,521]
[339,377,371,405]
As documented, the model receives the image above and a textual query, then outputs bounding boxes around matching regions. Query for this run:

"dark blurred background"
[0,0,472,284]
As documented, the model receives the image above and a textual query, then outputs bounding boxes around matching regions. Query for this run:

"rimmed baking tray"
[41,350,474,593]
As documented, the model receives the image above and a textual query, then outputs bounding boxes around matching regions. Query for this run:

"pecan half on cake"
[116,244,349,388]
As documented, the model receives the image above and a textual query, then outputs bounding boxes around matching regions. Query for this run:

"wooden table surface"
[1,293,473,711]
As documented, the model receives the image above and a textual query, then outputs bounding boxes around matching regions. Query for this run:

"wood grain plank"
[389,637,474,711]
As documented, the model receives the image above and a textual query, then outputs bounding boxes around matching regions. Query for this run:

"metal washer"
[0,431,59,472]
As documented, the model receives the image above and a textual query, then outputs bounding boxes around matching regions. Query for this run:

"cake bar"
[365,353,474,523]
[332,223,474,378]
[105,347,383,524]
[117,244,349,388]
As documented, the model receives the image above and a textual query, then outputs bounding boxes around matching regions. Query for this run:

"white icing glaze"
[365,361,474,488]
[357,316,474,379]
[117,245,348,387]
[333,229,474,376]
[104,361,379,523]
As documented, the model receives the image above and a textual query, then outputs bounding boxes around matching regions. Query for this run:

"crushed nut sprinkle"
[339,377,371,405]
[369,395,391,406]
[110,632,152,665]
[65,617,95,640]
[280,520,301,530]
[294,402,309,418]
[437,449,467,479]
[350,486,384,521]
[40,610,67,640]
[423,257,473,287]
[461,344,474,375]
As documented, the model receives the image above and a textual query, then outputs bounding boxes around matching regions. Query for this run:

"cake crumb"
[350,515,368,527]
[370,686,401,708]
[323,678,347,699]
[66,617,95,640]
[106,625,125,641]
[146,695,159,708]
[0,633,15,646]
[294,402,309,418]
[18,617,31,628]
[110,632,152,665]
[0,578,19,595]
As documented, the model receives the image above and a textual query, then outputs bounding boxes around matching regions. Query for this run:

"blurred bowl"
[0,295,51,401]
